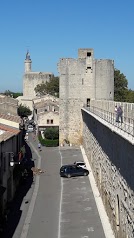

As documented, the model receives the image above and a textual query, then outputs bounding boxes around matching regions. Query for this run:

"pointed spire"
[25,50,31,60]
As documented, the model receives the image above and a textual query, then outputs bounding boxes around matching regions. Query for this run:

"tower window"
[87,98,90,107]
[82,79,84,85]
[87,52,91,57]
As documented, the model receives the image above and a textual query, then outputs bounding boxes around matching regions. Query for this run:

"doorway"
[87,98,90,107]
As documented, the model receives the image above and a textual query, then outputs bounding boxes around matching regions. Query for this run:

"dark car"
[60,164,89,178]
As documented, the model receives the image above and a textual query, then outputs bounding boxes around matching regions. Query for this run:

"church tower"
[24,50,32,73]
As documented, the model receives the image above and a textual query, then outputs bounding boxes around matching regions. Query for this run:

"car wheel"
[67,174,71,178]
[84,172,88,176]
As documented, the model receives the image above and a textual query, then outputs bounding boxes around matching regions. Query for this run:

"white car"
[74,161,86,169]
[27,125,34,132]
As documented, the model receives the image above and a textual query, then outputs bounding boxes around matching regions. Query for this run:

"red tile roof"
[0,123,20,142]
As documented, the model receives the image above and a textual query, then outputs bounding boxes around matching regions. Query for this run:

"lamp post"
[9,152,14,167]
[2,152,20,167]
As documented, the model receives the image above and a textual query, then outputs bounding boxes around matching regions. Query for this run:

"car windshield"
[75,162,85,165]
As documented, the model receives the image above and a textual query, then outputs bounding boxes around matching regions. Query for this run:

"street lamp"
[2,152,20,167]
[10,152,15,167]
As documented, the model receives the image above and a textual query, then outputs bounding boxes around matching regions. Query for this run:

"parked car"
[74,161,86,169]
[27,125,34,132]
[60,164,89,178]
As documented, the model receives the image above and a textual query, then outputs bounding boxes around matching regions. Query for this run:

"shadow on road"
[1,141,35,238]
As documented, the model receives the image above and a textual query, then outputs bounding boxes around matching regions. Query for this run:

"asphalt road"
[6,133,106,238]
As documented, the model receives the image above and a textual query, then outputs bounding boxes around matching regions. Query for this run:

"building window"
[87,52,91,57]
[87,98,90,107]
[47,119,53,124]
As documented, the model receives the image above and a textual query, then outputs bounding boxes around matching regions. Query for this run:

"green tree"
[35,76,59,97]
[3,90,23,98]
[18,104,32,118]
[114,69,128,102]
[44,127,59,140]
[125,89,134,103]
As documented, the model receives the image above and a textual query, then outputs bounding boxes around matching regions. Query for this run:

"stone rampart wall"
[82,109,134,238]
[23,73,53,98]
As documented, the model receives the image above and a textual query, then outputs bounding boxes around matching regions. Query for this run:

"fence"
[83,106,134,138]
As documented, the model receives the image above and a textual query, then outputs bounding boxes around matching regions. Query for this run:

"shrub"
[44,127,59,140]
[38,135,59,147]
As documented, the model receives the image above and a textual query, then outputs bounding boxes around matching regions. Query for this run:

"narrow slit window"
[87,52,91,57]
[82,78,84,85]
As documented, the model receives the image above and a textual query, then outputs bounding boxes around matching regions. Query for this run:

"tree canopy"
[114,69,134,102]
[3,90,23,98]
[44,127,59,140]
[18,104,32,118]
[34,76,59,97]
[114,69,128,102]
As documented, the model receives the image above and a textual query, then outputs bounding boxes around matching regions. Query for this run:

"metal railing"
[83,106,134,138]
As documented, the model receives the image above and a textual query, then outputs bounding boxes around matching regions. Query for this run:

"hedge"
[38,135,59,147]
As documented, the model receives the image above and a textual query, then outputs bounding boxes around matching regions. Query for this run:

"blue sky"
[0,0,134,92]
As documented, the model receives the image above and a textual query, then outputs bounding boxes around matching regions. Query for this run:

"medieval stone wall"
[23,72,54,98]
[95,59,114,100]
[82,109,134,238]
[58,48,114,145]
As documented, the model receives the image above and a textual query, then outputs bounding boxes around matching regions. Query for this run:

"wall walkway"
[82,103,134,238]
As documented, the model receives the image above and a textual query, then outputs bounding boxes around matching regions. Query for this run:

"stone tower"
[23,51,54,99]
[24,50,32,73]
[58,48,114,145]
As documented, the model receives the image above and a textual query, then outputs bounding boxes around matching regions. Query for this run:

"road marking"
[83,198,90,201]
[58,149,63,238]
[80,146,115,238]
[84,206,92,211]
[87,227,94,232]
[20,142,41,238]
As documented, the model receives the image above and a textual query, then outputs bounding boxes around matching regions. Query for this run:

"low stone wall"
[82,109,134,238]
